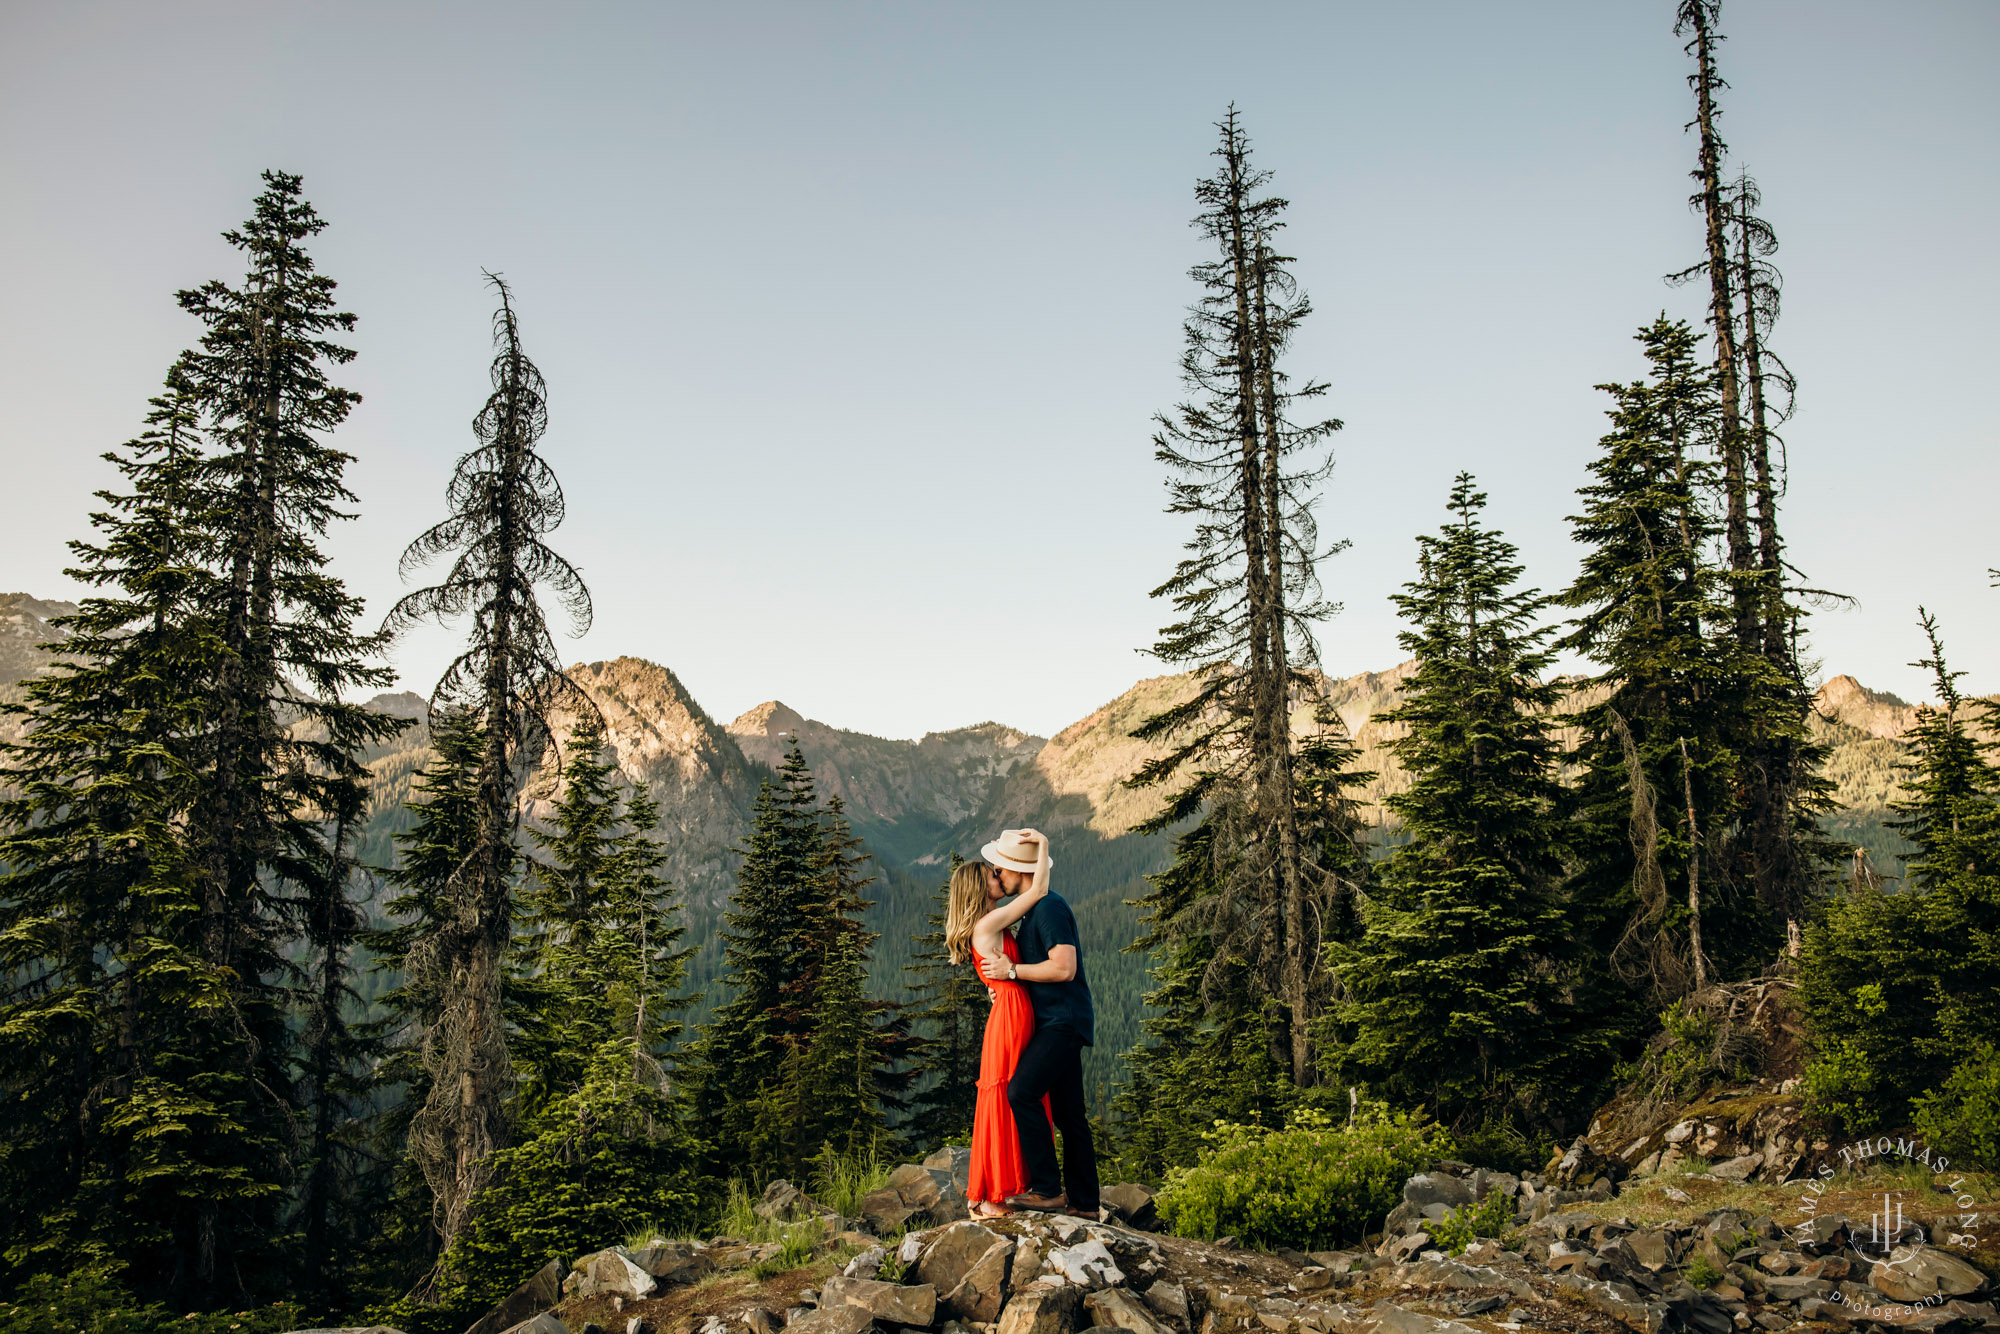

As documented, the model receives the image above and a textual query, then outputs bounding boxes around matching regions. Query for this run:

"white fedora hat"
[981,829,1053,874]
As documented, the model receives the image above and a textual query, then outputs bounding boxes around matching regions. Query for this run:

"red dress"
[967,934,1049,1204]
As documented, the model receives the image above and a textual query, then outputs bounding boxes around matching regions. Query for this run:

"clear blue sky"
[3,2,1994,739]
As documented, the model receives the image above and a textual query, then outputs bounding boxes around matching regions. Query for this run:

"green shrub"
[1913,1042,2000,1169]
[1428,1189,1516,1256]
[1451,1118,1554,1177]
[1155,1102,1452,1250]
[1685,1251,1723,1289]
[752,1219,823,1279]
[0,1268,304,1334]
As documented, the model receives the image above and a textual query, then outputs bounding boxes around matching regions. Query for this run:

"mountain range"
[1,589,1984,1065]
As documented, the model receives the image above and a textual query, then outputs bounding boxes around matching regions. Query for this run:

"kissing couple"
[943,827,1099,1218]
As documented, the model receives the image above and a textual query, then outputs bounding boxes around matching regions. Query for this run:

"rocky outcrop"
[0,592,74,686]
[449,1144,1996,1334]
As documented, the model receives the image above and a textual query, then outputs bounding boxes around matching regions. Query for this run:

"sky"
[2,1,1995,741]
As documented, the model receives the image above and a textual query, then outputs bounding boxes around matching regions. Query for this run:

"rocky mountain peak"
[1814,674,1917,740]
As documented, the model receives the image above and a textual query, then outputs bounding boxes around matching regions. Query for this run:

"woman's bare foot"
[971,1201,1012,1218]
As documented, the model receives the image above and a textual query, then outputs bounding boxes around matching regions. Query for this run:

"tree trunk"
[1686,2,1757,649]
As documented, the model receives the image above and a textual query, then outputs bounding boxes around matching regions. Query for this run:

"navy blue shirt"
[1014,890,1094,1046]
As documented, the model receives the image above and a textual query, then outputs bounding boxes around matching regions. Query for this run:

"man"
[979,827,1099,1217]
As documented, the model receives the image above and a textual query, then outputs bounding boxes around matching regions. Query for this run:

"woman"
[944,828,1052,1218]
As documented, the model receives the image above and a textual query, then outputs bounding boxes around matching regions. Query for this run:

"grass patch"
[753,1220,825,1279]
[811,1145,893,1218]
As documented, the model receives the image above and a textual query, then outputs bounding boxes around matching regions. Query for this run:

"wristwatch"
[1006,963,1017,981]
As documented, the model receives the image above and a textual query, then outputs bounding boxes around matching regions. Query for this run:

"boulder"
[1360,1306,1484,1334]
[1380,1232,1433,1262]
[859,1189,921,1236]
[463,1259,566,1334]
[628,1242,708,1286]
[757,1179,838,1225]
[1140,1280,1191,1328]
[1085,1288,1173,1334]
[914,1222,1015,1323]
[823,1276,940,1326]
[887,1161,948,1210]
[741,1312,783,1334]
[1402,1174,1475,1213]
[925,1145,975,1198]
[574,1249,657,1301]
[1624,1229,1674,1272]
[1553,1273,1661,1332]
[1710,1154,1764,1182]
[1047,1240,1125,1289]
[786,1308,876,1334]
[1550,1137,1627,1193]
[842,1246,886,1280]
[997,1285,1083,1334]
[1101,1183,1160,1231]
[1868,1250,1989,1303]
[499,1318,569,1334]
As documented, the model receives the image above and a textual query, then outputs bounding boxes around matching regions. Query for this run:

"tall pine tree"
[1128,107,1354,1089]
[382,273,594,1255]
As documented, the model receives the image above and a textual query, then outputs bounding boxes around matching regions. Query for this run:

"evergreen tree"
[1558,317,1774,997]
[513,713,694,1119]
[1129,107,1352,1089]
[169,169,404,1303]
[901,857,988,1149]
[382,273,594,1253]
[0,361,221,1293]
[1322,476,1600,1139]
[1798,614,2000,1135]
[779,797,912,1169]
[685,745,825,1181]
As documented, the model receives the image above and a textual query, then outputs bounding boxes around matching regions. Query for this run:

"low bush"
[0,1268,304,1334]
[1912,1041,2000,1169]
[1428,1188,1516,1255]
[1155,1102,1452,1250]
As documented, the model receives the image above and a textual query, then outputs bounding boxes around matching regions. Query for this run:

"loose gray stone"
[1868,1250,1989,1302]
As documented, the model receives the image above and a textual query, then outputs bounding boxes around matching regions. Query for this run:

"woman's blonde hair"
[944,861,991,965]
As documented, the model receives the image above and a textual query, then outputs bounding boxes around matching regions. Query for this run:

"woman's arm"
[971,830,1051,966]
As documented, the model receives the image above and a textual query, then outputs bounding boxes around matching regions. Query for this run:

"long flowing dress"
[967,934,1049,1204]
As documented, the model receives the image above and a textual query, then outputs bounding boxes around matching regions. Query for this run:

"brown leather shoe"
[1004,1190,1068,1212]
[1065,1206,1099,1219]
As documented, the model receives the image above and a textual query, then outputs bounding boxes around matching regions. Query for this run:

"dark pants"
[1007,1024,1099,1211]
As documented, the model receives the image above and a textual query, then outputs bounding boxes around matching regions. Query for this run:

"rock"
[1399,1259,1535,1302]
[925,1145,976,1198]
[1403,1174,1475,1212]
[1802,1213,1851,1253]
[1624,1229,1674,1272]
[574,1249,657,1302]
[916,1221,1016,1323]
[1048,1240,1125,1289]
[1792,1297,1850,1326]
[757,1179,837,1225]
[786,1307,876,1334]
[824,1276,941,1326]
[860,1189,921,1235]
[1380,1232,1432,1263]
[1754,1252,1792,1275]
[625,1319,653,1334]
[998,1285,1083,1334]
[465,1259,567,1334]
[1554,1273,1661,1332]
[899,1231,927,1264]
[1360,1305,1484,1334]
[842,1246,887,1280]
[1307,1253,1363,1274]
[1869,1250,1989,1302]
[1662,1287,1734,1334]
[1141,1281,1191,1328]
[629,1242,709,1287]
[1102,1183,1160,1231]
[1710,1155,1764,1182]
[741,1314,782,1334]
[499,1318,570,1334]
[1086,1288,1174,1334]
[1759,1274,1834,1302]
[888,1161,948,1209]
[1550,1137,1626,1192]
